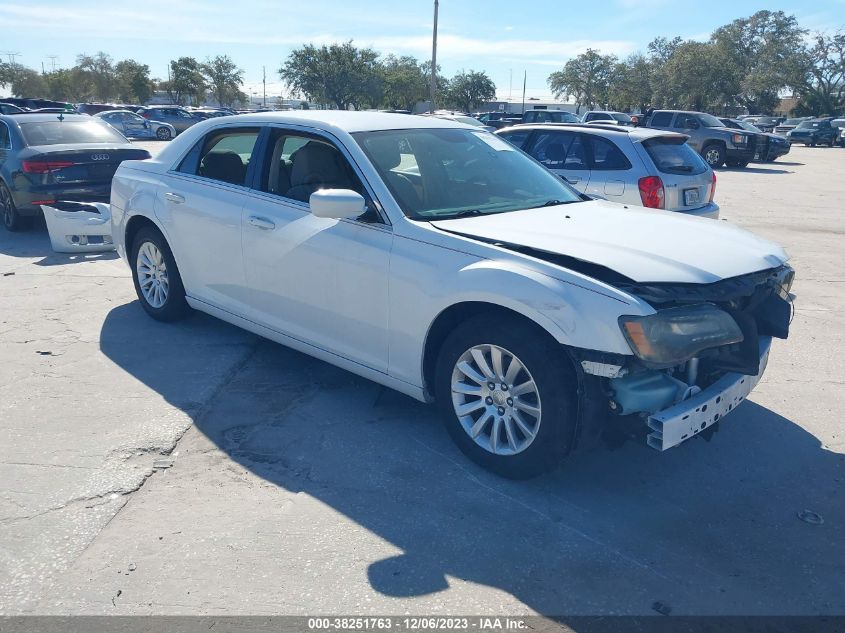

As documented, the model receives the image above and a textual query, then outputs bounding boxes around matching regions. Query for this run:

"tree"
[794,31,845,116]
[203,55,244,108]
[280,41,382,110]
[381,55,427,111]
[548,49,616,113]
[115,60,153,104]
[76,52,116,101]
[711,11,808,113]
[608,53,653,112]
[11,66,47,98]
[660,41,735,112]
[442,70,496,112]
[0,62,11,89]
[168,57,207,105]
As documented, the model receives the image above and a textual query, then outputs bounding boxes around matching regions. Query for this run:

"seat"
[543,143,566,165]
[285,142,353,203]
[362,136,421,212]
[200,150,246,185]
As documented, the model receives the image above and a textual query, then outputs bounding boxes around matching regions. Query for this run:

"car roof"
[213,110,469,132]
[95,109,137,115]
[498,122,686,141]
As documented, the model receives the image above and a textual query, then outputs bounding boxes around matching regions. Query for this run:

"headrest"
[289,142,346,186]
[363,135,402,170]
[544,143,566,162]
[201,150,244,184]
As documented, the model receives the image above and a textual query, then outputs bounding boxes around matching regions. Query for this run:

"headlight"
[619,304,744,367]
[775,265,795,300]
[732,133,748,144]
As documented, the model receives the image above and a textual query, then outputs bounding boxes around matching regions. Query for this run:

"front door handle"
[248,215,276,230]
[164,192,185,204]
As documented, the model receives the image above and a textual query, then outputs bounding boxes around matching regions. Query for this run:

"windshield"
[796,121,819,129]
[735,120,761,132]
[611,113,633,123]
[19,120,127,145]
[699,113,726,128]
[354,128,583,220]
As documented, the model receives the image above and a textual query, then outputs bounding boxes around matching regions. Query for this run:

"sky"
[0,0,843,101]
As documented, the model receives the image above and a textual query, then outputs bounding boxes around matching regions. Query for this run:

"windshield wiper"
[443,209,489,219]
[531,199,579,209]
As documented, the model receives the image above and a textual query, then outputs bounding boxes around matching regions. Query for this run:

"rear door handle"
[164,192,185,204]
[248,215,276,230]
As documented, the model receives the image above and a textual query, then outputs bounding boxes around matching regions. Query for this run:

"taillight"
[638,176,664,209]
[708,171,717,203]
[22,160,75,174]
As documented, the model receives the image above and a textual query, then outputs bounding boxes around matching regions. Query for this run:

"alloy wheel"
[1,186,13,229]
[704,149,721,166]
[136,241,169,308]
[450,344,542,456]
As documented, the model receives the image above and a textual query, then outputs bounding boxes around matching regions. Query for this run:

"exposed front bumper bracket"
[646,337,772,451]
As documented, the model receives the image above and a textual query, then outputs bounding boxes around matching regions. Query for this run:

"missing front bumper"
[646,336,772,451]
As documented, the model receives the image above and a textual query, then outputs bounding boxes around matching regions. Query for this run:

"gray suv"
[646,110,759,168]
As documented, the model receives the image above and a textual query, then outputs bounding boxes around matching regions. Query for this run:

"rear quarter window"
[497,129,531,149]
[642,137,708,176]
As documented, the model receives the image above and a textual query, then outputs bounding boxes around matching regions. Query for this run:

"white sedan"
[110,111,794,478]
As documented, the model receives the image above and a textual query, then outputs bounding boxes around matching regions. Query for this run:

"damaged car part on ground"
[109,111,793,478]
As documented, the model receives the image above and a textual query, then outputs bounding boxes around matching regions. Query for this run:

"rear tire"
[156,126,172,141]
[702,144,725,169]
[434,314,579,479]
[0,182,28,232]
[130,226,191,322]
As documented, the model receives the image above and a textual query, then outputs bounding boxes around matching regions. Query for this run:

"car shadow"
[720,166,793,175]
[0,222,118,264]
[99,302,845,616]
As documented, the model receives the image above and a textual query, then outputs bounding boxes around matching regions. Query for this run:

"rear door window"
[649,112,673,127]
[0,123,10,150]
[178,127,260,186]
[587,136,631,170]
[642,137,708,175]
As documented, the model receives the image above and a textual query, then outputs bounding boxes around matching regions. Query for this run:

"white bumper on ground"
[646,336,772,450]
[42,202,115,254]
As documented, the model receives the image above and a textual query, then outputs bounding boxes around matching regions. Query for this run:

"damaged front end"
[580,265,794,450]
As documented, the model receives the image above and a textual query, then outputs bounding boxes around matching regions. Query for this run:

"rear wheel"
[434,315,579,479]
[702,144,725,168]
[0,182,27,232]
[130,226,191,321]
[156,126,172,141]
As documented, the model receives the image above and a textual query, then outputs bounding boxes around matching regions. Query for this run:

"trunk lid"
[21,145,150,185]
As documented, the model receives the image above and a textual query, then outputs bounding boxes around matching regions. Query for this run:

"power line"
[430,0,439,111]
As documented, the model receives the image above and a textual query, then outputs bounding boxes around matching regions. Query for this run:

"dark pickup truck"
[646,110,760,168]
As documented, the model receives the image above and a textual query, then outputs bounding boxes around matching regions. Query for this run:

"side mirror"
[309,189,366,219]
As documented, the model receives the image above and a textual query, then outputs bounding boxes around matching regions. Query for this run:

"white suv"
[110,111,792,478]
[497,123,719,218]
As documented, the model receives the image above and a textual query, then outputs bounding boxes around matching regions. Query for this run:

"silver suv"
[496,123,719,218]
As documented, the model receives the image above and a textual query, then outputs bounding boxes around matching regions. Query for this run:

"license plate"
[683,188,700,206]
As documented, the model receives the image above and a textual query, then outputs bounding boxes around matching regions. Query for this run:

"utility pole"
[47,56,59,72]
[521,70,526,115]
[430,0,439,111]
[263,66,266,107]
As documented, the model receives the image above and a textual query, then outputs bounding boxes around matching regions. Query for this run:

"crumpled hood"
[430,201,788,284]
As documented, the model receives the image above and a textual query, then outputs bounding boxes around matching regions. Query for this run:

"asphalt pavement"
[1,144,843,616]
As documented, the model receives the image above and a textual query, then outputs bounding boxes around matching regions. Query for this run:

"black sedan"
[0,113,150,231]
[719,118,791,162]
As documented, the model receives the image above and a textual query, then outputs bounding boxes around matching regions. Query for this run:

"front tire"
[434,315,579,479]
[0,182,27,232]
[702,144,725,168]
[130,226,190,321]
